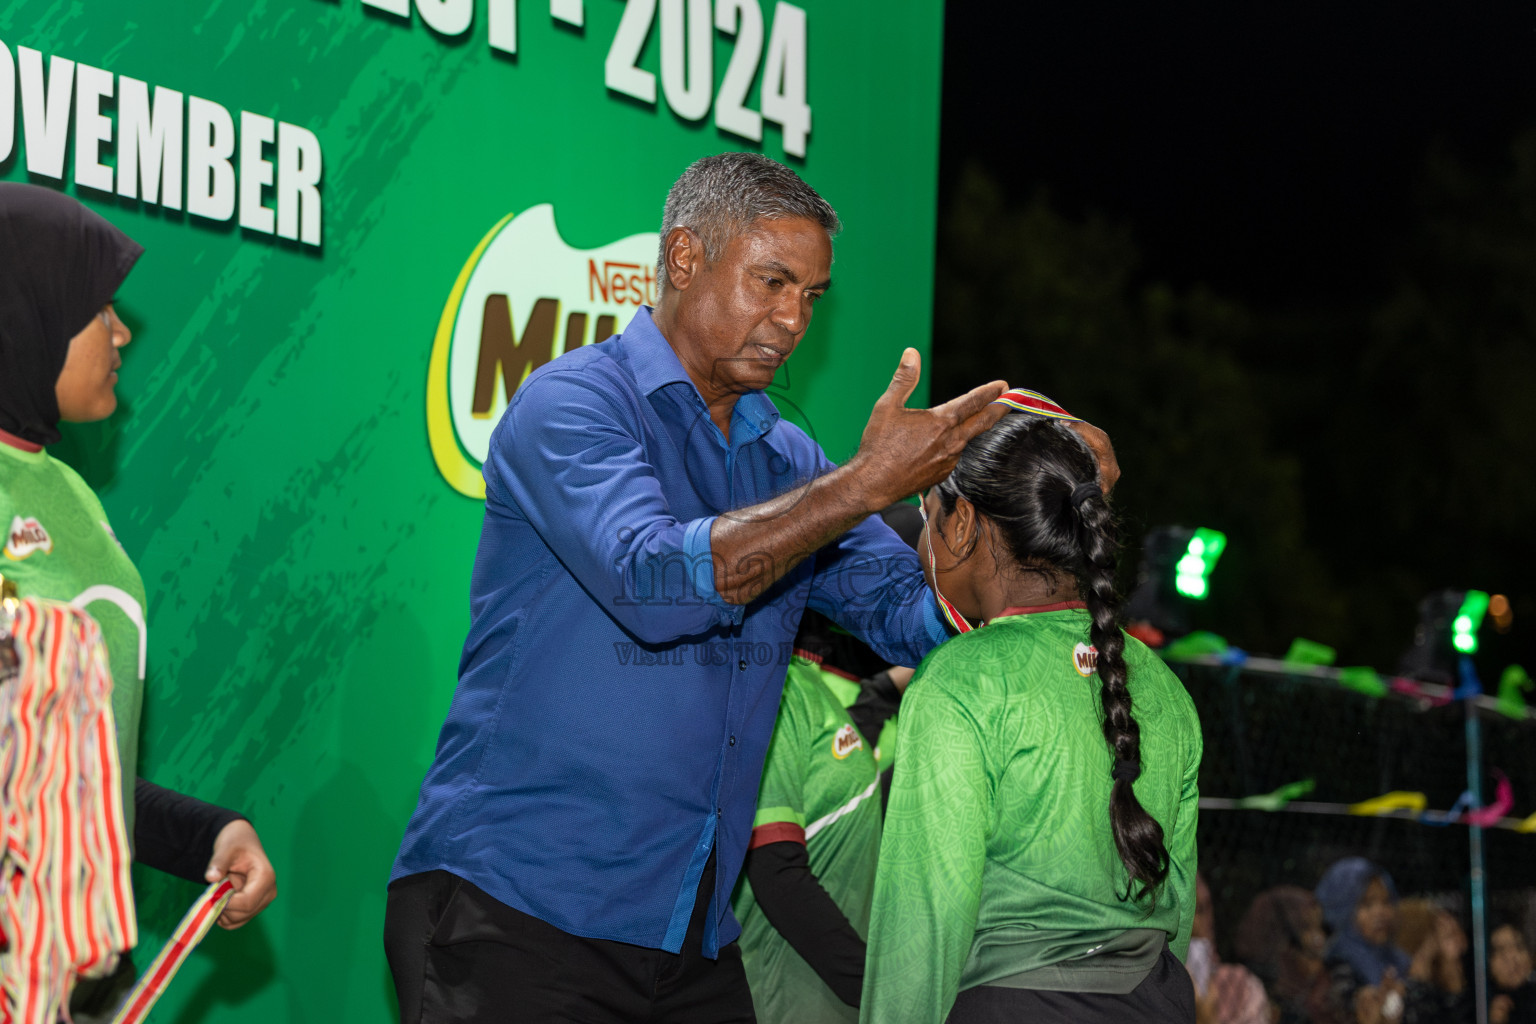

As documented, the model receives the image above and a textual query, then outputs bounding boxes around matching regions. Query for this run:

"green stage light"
[1126,525,1231,641]
[1400,588,1491,685]
[1174,528,1227,600]
[1452,590,1490,654]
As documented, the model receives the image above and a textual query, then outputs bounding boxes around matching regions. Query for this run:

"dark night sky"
[933,2,1536,671]
[939,1,1536,308]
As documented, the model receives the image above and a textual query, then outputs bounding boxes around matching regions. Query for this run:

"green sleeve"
[753,664,813,833]
[1167,706,1203,962]
[860,677,992,1024]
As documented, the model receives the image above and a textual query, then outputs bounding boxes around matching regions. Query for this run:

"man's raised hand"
[851,348,1008,509]
[1070,420,1121,494]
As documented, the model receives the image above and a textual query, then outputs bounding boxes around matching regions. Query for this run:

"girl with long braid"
[860,412,1202,1024]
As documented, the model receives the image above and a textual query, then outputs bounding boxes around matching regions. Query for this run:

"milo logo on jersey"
[426,205,660,498]
[4,516,52,560]
[1072,642,1099,677]
[832,723,863,760]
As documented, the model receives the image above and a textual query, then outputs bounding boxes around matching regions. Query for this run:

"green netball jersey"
[860,607,1202,1024]
[812,663,899,773]
[734,655,883,1024]
[1,438,147,835]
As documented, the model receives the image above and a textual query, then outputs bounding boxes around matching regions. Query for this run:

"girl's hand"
[205,819,278,929]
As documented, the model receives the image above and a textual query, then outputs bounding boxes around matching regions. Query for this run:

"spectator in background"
[1234,886,1344,1024]
[1395,900,1469,1020]
[1188,874,1269,1024]
[1489,922,1536,1024]
[1316,857,1454,1024]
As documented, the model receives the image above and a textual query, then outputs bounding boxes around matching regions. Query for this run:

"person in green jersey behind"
[734,648,888,1021]
[0,183,277,1019]
[789,502,927,803]
[733,504,922,1024]
[861,412,1202,1024]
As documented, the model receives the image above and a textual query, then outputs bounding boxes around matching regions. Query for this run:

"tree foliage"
[932,135,1536,672]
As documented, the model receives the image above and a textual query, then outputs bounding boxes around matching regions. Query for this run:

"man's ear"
[662,226,703,292]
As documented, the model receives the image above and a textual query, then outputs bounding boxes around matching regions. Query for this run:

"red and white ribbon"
[108,879,236,1024]
[0,598,135,1024]
[991,388,1080,421]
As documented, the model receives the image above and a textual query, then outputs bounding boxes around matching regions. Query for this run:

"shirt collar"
[993,601,1088,618]
[0,426,45,454]
[622,305,782,446]
[623,306,694,396]
[0,425,47,463]
[731,391,781,447]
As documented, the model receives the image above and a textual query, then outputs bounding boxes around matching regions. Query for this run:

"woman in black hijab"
[0,183,277,1019]
[0,182,143,442]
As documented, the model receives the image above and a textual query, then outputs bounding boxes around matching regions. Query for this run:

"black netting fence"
[1176,652,1536,1024]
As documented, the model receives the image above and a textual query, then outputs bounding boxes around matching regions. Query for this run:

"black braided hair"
[935,414,1170,904]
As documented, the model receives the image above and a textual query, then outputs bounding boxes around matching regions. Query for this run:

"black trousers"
[945,947,1196,1024]
[385,853,756,1024]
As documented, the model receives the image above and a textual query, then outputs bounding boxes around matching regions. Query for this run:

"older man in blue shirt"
[386,154,1016,1023]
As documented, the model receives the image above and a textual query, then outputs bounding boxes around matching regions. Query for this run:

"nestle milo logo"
[832,723,863,760]
[426,205,659,498]
[4,516,52,561]
[1073,642,1099,677]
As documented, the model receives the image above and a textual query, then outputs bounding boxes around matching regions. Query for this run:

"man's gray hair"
[658,152,841,286]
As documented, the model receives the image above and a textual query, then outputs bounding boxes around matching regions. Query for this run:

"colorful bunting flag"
[1348,791,1428,817]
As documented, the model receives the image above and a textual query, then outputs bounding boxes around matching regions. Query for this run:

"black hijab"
[0,183,143,446]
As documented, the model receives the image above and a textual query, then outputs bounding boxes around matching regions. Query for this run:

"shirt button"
[729,735,737,746]
[738,658,749,671]
[716,807,722,817]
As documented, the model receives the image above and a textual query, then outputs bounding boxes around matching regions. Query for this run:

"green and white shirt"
[734,654,884,1024]
[860,606,1202,1024]
[1,437,148,833]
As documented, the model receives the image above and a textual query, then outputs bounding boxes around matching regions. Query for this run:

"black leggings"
[945,947,1195,1024]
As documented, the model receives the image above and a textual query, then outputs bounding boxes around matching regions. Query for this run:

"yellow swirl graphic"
[425,213,517,499]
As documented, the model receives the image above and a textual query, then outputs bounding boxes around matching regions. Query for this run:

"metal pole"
[1463,655,1488,1024]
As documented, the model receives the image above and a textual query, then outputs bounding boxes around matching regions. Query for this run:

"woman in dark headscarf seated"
[0,183,278,1020]
[1314,857,1462,1024]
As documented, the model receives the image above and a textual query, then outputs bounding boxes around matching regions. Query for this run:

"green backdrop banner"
[0,1,943,1019]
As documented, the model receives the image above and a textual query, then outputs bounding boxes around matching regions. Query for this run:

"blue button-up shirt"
[393,307,947,955]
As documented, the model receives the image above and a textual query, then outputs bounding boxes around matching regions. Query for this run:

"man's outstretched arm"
[709,349,1006,605]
